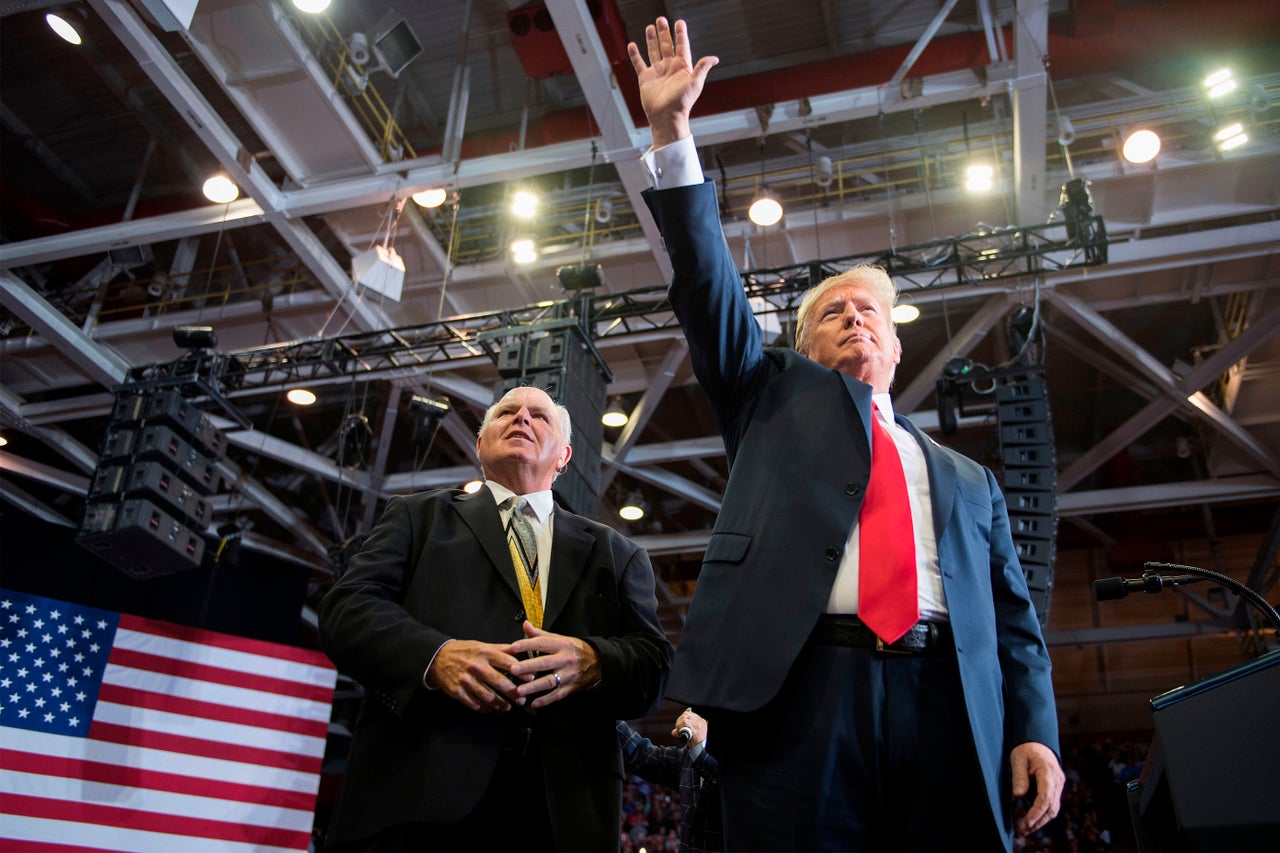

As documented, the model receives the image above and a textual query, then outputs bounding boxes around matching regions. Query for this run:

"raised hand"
[626,17,719,148]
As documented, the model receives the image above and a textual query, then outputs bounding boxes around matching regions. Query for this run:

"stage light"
[511,190,539,219]
[173,325,216,350]
[46,12,82,44]
[412,187,447,208]
[601,400,629,428]
[463,479,484,494]
[1215,123,1248,151]
[965,164,994,192]
[891,304,920,324]
[0,435,8,447]
[202,174,239,204]
[748,190,783,226]
[510,238,537,265]
[292,0,331,12]
[1204,68,1236,99]
[1122,129,1161,164]
[287,388,317,406]
[619,498,645,521]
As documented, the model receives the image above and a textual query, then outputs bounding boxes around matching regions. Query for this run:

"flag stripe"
[2,728,321,793]
[1,748,317,811]
[107,643,334,704]
[1,792,312,848]
[119,613,332,669]
[98,677,329,739]
[1,770,314,833]
[2,810,310,853]
[88,719,323,774]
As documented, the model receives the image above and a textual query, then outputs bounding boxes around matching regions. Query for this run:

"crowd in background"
[619,732,1152,853]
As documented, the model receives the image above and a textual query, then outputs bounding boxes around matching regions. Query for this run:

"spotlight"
[202,174,239,204]
[965,164,994,192]
[557,264,603,292]
[1215,123,1248,151]
[510,238,537,265]
[173,325,216,350]
[46,12,83,44]
[1122,129,1161,164]
[1204,68,1236,99]
[292,0,331,12]
[412,187,447,208]
[1057,178,1104,264]
[813,156,834,188]
[890,304,920,324]
[748,190,783,227]
[619,494,645,521]
[463,479,484,494]
[511,190,539,219]
[408,396,450,446]
[0,435,8,447]
[287,388,317,406]
[601,400,629,428]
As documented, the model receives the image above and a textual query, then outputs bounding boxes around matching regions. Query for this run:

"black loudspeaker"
[1129,651,1280,850]
[78,388,225,577]
[78,497,207,579]
[995,374,1057,627]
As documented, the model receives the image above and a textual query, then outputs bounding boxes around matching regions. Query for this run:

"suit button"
[825,547,840,561]
[845,482,862,496]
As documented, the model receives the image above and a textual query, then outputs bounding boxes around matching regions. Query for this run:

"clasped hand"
[426,621,599,713]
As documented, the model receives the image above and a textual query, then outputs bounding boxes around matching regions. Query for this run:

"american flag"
[0,588,336,852]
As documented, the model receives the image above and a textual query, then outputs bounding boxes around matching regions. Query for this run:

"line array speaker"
[78,388,226,578]
[995,372,1058,627]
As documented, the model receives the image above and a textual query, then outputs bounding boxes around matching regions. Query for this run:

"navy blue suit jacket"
[643,180,1058,843]
[318,486,672,849]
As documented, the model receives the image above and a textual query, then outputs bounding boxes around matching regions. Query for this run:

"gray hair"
[478,386,573,449]
[794,264,898,353]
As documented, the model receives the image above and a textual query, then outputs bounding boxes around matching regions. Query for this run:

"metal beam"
[0,274,132,388]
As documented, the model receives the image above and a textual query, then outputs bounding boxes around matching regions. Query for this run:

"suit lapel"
[542,511,594,629]
[455,487,523,601]
[898,415,956,538]
[839,372,875,450]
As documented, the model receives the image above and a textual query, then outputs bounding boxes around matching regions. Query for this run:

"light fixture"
[891,304,920,324]
[0,434,8,447]
[202,174,239,204]
[463,479,484,494]
[965,164,994,192]
[1122,129,1161,164]
[1204,68,1236,99]
[292,0,331,12]
[287,388,317,406]
[173,325,217,350]
[46,12,83,45]
[748,189,783,227]
[510,238,537,265]
[1215,123,1248,151]
[511,189,539,219]
[601,400,629,428]
[618,500,645,521]
[412,187,447,209]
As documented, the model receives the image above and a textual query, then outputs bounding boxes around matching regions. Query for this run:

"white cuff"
[641,135,704,189]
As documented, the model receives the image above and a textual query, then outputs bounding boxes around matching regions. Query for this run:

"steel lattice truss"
[118,215,1107,404]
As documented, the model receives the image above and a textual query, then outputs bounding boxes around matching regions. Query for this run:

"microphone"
[677,726,694,745]
[1095,562,1280,634]
[1092,573,1197,600]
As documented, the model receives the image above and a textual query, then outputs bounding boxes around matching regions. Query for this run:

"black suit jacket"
[318,486,672,849]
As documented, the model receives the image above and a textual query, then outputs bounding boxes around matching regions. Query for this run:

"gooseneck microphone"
[1093,561,1280,634]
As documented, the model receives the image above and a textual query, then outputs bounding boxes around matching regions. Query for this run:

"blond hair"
[794,264,898,353]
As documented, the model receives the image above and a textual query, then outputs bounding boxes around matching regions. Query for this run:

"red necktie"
[858,406,919,644]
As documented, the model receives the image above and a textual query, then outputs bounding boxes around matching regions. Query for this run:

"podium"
[1128,649,1280,850]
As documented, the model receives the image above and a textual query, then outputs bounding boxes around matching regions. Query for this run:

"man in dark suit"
[318,385,673,852]
[617,708,722,852]
[627,18,1064,851]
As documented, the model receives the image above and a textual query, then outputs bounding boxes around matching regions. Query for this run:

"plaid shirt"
[617,720,723,853]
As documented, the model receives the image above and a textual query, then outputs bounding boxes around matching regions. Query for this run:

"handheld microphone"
[677,726,694,745]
